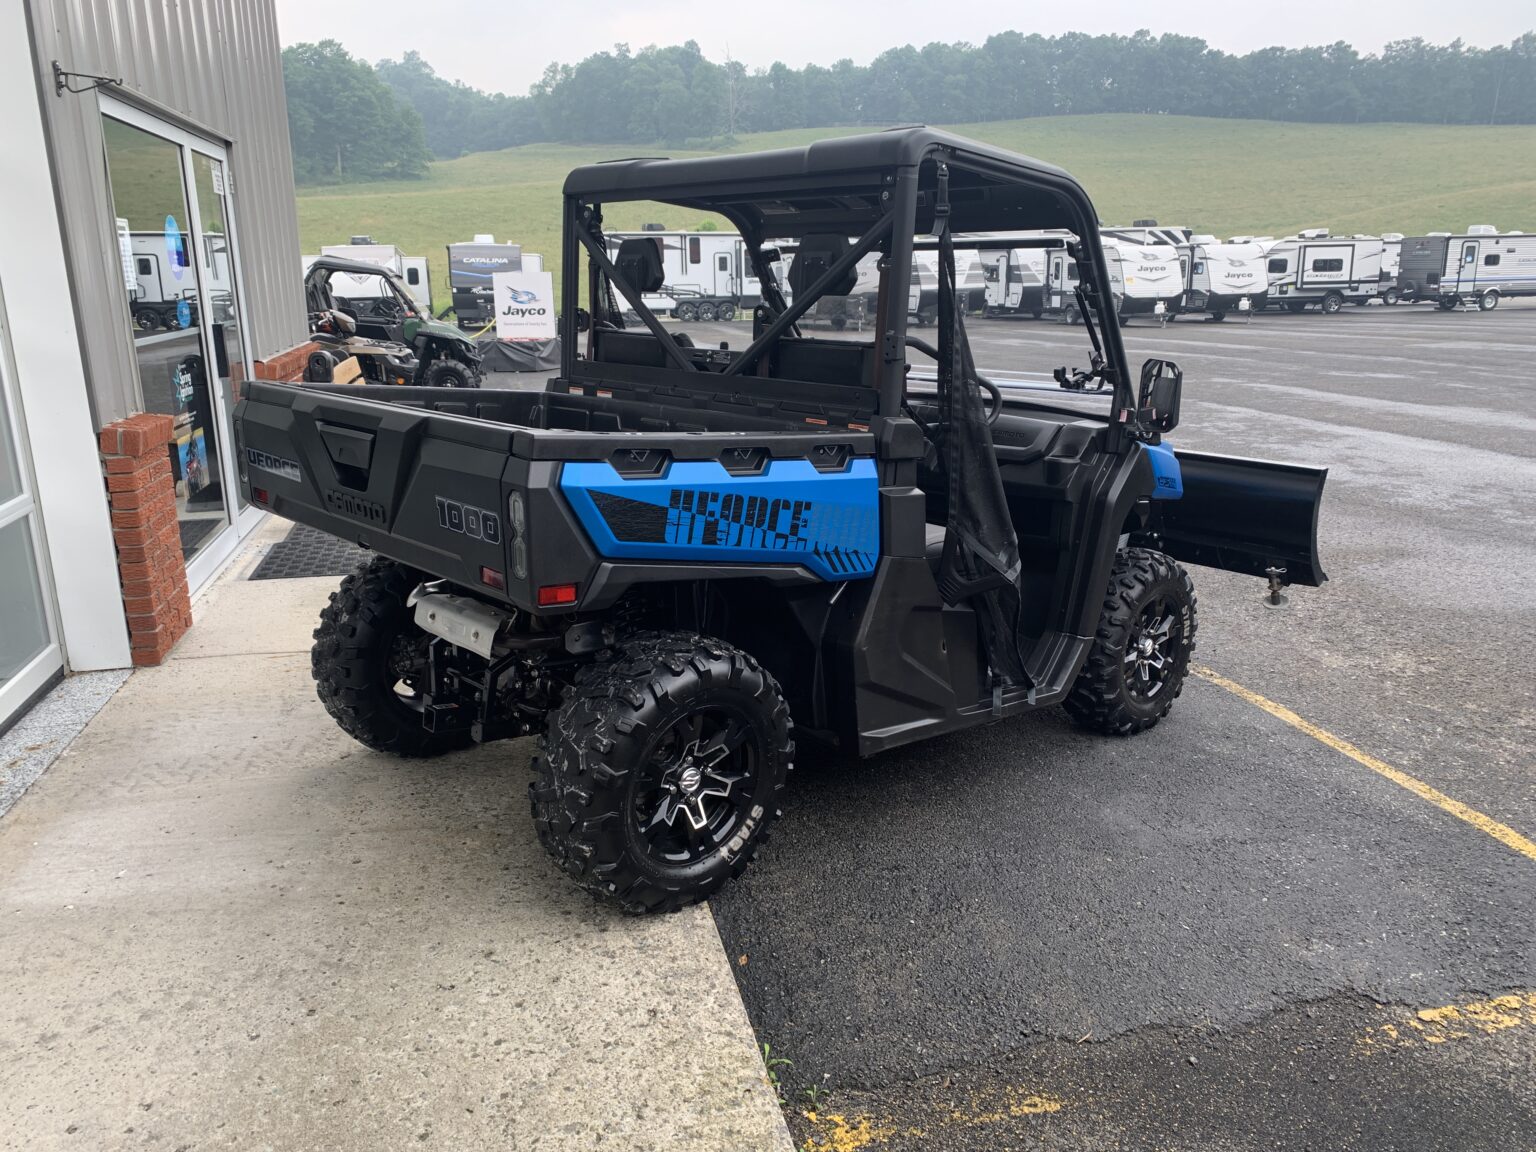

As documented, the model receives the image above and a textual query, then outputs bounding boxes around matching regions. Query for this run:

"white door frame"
[100,96,263,591]
[0,282,65,720]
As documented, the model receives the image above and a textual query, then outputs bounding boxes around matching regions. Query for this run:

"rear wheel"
[1209,310,1226,322]
[1382,287,1400,306]
[696,301,718,322]
[715,300,737,322]
[311,556,475,757]
[133,307,162,332]
[1438,295,1461,311]
[1064,548,1197,736]
[530,631,791,913]
[1479,290,1500,312]
[1321,292,1344,314]
[1286,301,1308,314]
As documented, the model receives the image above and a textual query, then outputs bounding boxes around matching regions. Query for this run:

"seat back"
[788,234,857,297]
[614,237,665,294]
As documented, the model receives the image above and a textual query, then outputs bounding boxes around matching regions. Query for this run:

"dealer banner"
[493,271,557,341]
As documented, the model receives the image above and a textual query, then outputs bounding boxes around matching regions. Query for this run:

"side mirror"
[1138,358,1182,433]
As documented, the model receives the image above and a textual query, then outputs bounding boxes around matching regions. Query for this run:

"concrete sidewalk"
[0,528,791,1152]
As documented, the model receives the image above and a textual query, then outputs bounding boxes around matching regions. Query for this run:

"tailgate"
[1160,450,1328,587]
[235,381,518,593]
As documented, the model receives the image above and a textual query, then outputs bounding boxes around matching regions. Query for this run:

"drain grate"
[249,523,368,580]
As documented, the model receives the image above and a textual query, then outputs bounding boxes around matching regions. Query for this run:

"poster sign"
[115,218,136,293]
[493,271,556,341]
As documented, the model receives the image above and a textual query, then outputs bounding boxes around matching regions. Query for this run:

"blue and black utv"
[235,130,1328,912]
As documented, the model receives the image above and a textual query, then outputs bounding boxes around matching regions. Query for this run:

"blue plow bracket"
[560,457,880,581]
[1143,440,1184,500]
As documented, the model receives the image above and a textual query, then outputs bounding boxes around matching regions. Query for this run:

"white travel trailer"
[125,228,233,332]
[605,230,762,321]
[1181,237,1270,320]
[981,247,1049,318]
[1395,227,1536,311]
[302,239,433,311]
[1378,233,1404,304]
[1263,231,1384,313]
[1100,239,1184,323]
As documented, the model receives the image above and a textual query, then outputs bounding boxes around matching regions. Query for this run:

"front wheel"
[674,301,698,322]
[1321,292,1344,315]
[1382,287,1400,306]
[1209,310,1226,322]
[423,358,480,388]
[311,556,475,757]
[531,632,791,913]
[1286,300,1308,314]
[1479,290,1500,312]
[1063,548,1197,736]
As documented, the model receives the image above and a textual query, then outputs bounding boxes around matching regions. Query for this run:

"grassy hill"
[295,115,1536,314]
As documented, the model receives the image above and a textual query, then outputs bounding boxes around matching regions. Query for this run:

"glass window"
[102,116,231,563]
[0,518,51,687]
[406,267,420,284]
[1268,258,1288,273]
[1311,258,1343,273]
[688,236,701,264]
[1484,253,1501,267]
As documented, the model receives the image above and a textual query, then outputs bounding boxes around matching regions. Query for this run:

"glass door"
[100,100,258,590]
[0,278,62,726]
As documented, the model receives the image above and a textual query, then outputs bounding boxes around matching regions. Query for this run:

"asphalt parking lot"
[695,301,1536,1150]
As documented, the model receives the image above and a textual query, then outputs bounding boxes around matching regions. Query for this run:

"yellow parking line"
[1192,666,1536,863]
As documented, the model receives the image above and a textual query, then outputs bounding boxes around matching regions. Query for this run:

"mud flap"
[1159,451,1328,586]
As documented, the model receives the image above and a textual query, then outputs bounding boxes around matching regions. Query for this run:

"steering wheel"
[904,336,1003,425]
[372,295,406,322]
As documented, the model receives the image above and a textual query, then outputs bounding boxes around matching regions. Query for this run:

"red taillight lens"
[536,583,578,607]
[480,566,505,590]
[252,487,269,505]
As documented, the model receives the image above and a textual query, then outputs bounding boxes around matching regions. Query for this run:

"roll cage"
[559,127,1140,449]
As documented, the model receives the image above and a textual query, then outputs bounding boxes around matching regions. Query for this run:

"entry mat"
[249,523,367,581]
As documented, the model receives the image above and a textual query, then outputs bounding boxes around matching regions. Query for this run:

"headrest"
[788,234,857,297]
[614,237,665,294]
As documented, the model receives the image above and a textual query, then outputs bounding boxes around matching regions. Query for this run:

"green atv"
[305,255,483,388]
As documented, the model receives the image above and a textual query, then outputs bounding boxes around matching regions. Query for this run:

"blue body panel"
[560,457,880,581]
[1143,441,1183,500]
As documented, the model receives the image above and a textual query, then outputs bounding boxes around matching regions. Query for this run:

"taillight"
[536,584,577,607]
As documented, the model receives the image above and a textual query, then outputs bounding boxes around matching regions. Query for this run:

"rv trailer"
[126,228,232,332]
[446,237,535,330]
[1100,238,1184,324]
[604,230,762,321]
[1182,238,1270,320]
[1263,231,1385,313]
[1396,227,1536,311]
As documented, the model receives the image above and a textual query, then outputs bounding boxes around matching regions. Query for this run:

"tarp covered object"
[475,333,561,372]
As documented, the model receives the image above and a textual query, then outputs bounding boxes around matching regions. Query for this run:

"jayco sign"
[493,271,556,341]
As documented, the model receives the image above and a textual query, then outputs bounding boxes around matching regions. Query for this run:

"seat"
[614,237,665,295]
[924,522,946,572]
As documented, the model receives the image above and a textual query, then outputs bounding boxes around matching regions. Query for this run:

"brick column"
[253,341,322,382]
[99,413,192,667]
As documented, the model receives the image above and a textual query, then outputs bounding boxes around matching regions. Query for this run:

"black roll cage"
[558,130,1139,443]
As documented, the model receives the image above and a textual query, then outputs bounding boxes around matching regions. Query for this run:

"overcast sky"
[273,0,1533,96]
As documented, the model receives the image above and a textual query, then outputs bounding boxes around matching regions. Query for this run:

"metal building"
[1,0,307,729]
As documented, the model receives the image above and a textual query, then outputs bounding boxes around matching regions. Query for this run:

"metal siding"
[27,0,306,425]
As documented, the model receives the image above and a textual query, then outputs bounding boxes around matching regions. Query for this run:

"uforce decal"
[325,490,386,524]
[435,497,502,544]
[246,447,301,483]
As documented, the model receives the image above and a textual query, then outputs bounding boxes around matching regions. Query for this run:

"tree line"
[282,32,1536,183]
